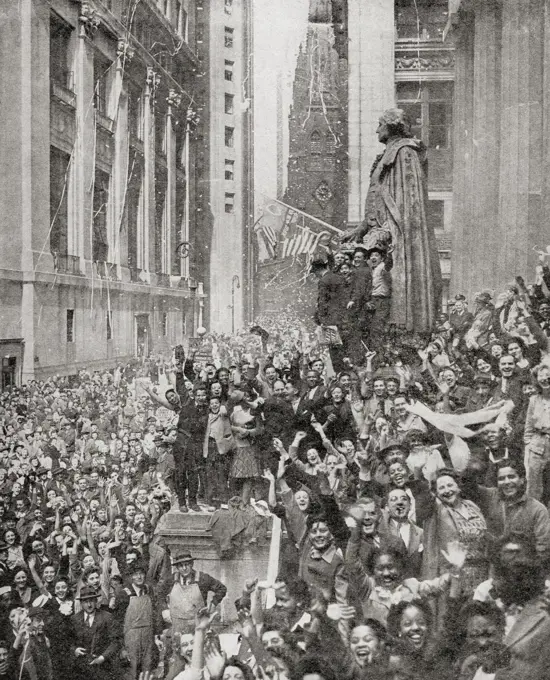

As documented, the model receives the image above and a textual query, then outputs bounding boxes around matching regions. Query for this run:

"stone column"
[143,67,159,273]
[17,0,50,381]
[347,0,395,226]
[75,3,99,269]
[166,90,181,275]
[112,40,134,271]
[450,14,475,297]
[498,0,544,284]
[470,1,501,292]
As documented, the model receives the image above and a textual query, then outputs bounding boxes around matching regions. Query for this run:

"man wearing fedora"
[167,551,226,634]
[71,584,120,680]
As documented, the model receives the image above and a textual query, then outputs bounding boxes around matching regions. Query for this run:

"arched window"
[310,130,322,155]
[326,133,336,154]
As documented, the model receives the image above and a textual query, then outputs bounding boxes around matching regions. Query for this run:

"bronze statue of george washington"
[342,108,442,334]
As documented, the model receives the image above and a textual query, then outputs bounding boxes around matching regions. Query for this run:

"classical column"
[498,0,544,284]
[470,1,501,292]
[143,67,159,273]
[166,90,181,275]
[347,0,395,226]
[75,3,99,268]
[450,14,475,297]
[112,40,134,272]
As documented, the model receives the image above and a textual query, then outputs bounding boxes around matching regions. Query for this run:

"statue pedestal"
[156,510,272,624]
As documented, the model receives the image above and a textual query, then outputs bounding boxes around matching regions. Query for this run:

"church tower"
[284,0,348,230]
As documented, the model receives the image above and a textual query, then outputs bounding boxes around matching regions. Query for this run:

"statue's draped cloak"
[363,137,443,333]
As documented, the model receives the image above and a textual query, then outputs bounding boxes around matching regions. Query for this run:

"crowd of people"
[1,254,550,680]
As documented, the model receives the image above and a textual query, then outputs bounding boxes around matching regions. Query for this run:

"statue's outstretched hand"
[340,227,363,243]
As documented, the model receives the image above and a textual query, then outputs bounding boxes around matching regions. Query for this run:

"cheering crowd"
[1,254,550,679]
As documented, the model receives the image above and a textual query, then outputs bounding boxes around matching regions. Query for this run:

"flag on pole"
[253,195,343,262]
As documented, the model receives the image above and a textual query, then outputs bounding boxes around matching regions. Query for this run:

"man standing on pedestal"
[310,260,347,373]
[342,108,442,334]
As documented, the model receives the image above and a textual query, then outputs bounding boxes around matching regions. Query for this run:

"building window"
[182,312,187,336]
[92,168,110,262]
[395,0,448,43]
[161,312,168,336]
[50,146,70,257]
[225,0,233,15]
[427,199,445,232]
[196,22,205,43]
[225,126,234,148]
[225,193,235,214]
[225,93,234,114]
[224,60,234,81]
[225,159,235,180]
[326,133,336,155]
[93,51,111,114]
[50,12,72,90]
[106,311,113,340]
[66,309,74,343]
[224,27,234,48]
[310,130,322,155]
[396,81,453,149]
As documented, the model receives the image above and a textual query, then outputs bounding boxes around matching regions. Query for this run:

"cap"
[454,294,467,302]
[78,585,100,600]
[172,551,194,565]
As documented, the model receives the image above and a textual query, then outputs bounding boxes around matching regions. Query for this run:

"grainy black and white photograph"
[0,0,547,678]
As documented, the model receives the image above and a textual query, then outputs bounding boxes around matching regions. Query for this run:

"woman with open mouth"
[386,599,454,679]
[350,541,465,626]
[422,469,489,600]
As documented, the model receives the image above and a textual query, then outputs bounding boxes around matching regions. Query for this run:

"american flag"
[254,196,341,261]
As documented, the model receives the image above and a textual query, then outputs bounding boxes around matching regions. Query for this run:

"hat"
[0,586,11,597]
[365,245,387,258]
[37,467,48,476]
[0,541,8,552]
[454,294,467,302]
[78,585,100,601]
[172,551,194,565]
[474,291,493,304]
[378,440,408,459]
[51,467,65,477]
[129,560,147,574]
[309,259,328,274]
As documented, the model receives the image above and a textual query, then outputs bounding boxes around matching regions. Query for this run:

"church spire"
[309,0,332,24]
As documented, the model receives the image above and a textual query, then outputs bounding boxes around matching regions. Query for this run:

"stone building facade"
[0,0,251,385]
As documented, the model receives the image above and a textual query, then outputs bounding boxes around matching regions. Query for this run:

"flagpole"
[264,195,344,235]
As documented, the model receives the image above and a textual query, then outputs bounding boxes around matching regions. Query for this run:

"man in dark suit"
[311,259,347,372]
[70,585,120,680]
[449,293,474,347]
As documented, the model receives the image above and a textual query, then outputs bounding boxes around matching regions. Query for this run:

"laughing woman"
[422,469,489,597]
[350,543,465,626]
